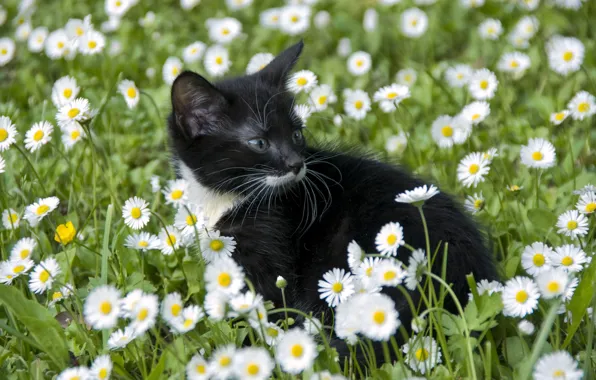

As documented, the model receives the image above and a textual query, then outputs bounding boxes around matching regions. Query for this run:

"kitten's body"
[167,41,497,357]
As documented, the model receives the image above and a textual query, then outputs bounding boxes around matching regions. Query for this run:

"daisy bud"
[276,275,287,289]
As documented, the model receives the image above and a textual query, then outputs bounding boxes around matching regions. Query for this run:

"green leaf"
[146,351,167,380]
[563,258,596,348]
[526,209,557,232]
[0,284,69,369]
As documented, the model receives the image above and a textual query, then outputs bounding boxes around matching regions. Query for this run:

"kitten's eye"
[292,130,304,145]
[247,138,269,153]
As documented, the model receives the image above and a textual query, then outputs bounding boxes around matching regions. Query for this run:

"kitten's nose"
[287,159,304,175]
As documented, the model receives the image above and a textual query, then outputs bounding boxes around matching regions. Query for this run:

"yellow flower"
[54,221,76,245]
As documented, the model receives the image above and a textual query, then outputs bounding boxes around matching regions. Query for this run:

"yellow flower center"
[356,59,364,67]
[98,368,108,379]
[219,356,231,367]
[137,308,149,321]
[221,28,230,36]
[291,15,299,23]
[13,265,25,274]
[318,96,327,105]
[267,327,279,337]
[384,270,397,281]
[57,41,65,49]
[567,220,578,230]
[479,80,489,90]
[456,73,464,79]
[186,214,197,226]
[68,108,80,119]
[0,48,7,55]
[291,344,304,358]
[510,60,519,68]
[296,77,307,86]
[131,207,142,219]
[515,290,528,303]
[468,164,479,174]
[553,369,565,377]
[183,319,193,328]
[561,256,574,266]
[373,310,385,324]
[215,56,223,65]
[563,51,573,62]
[138,240,149,248]
[585,203,596,213]
[555,112,565,121]
[52,291,63,300]
[71,130,80,140]
[533,254,545,267]
[127,87,137,98]
[33,130,44,142]
[171,303,182,316]
[354,100,363,110]
[190,47,197,54]
[88,41,97,49]
[387,92,398,99]
[0,128,8,142]
[71,376,81,380]
[171,189,183,200]
[166,234,177,247]
[196,364,206,374]
[473,199,484,209]
[116,0,122,6]
[76,27,84,36]
[386,233,397,245]
[411,19,418,26]
[578,102,590,113]
[487,27,495,35]
[332,282,343,293]
[471,113,481,120]
[210,239,224,251]
[63,88,73,98]
[218,272,231,287]
[404,74,412,82]
[247,363,260,375]
[100,301,112,315]
[36,205,50,215]
[19,249,30,259]
[441,126,453,137]
[172,67,180,75]
[531,151,543,161]
[415,348,430,361]
[546,281,560,293]
[365,267,373,277]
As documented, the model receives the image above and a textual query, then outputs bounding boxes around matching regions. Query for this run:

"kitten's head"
[168,41,307,196]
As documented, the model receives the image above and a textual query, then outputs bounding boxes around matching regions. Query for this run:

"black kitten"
[168,41,497,357]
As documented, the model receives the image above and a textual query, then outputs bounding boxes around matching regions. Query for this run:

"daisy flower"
[120,289,144,318]
[129,293,159,334]
[464,192,485,214]
[204,45,231,78]
[206,17,242,45]
[65,17,93,40]
[15,22,31,42]
[576,192,596,214]
[573,184,596,195]
[79,29,105,55]
[556,210,588,239]
[171,305,204,333]
[309,84,337,112]
[521,242,553,276]
[162,56,183,85]
[546,36,585,76]
[514,16,539,40]
[275,329,317,374]
[28,27,48,53]
[520,137,556,169]
[375,222,405,256]
[361,293,400,341]
[260,8,282,29]
[84,285,122,329]
[49,284,74,307]
[373,84,410,113]
[567,91,596,121]
[318,268,354,307]
[158,226,182,255]
[163,179,189,207]
[0,116,17,152]
[468,68,498,100]
[334,295,365,344]
[187,354,209,380]
[106,0,131,17]
[374,259,407,287]
[405,249,427,291]
[478,19,503,40]
[535,268,569,299]
[303,317,323,335]
[24,196,60,227]
[2,259,34,280]
[553,0,586,9]
[386,132,408,155]
[205,256,245,295]
[431,115,472,147]
[501,276,540,317]
[29,257,61,294]
[175,203,206,237]
[261,322,286,346]
[51,76,80,108]
[520,0,540,10]
[108,326,137,350]
[208,345,236,379]
[122,197,150,230]
[347,51,372,76]
[551,244,587,273]
[402,336,442,374]
[457,152,490,188]
[118,79,140,109]
[2,208,20,230]
[61,122,85,151]
[246,52,274,75]
[343,89,371,120]
[550,110,569,125]
[288,70,317,94]
[460,101,490,125]
[497,52,531,76]
[90,355,112,380]
[396,68,417,87]
[395,184,439,205]
[228,291,262,316]
[279,5,311,36]
[56,98,91,128]
[204,290,229,321]
[533,351,583,380]
[182,41,206,64]
[226,0,252,10]
[56,367,90,380]
[518,320,535,335]
[347,240,365,272]
[44,29,70,60]
[445,64,473,88]
[24,121,53,152]
[363,8,378,31]
[161,292,184,323]
[0,37,15,66]
[476,279,503,296]
[401,8,428,38]
[181,0,201,10]
[355,257,381,287]
[200,230,236,263]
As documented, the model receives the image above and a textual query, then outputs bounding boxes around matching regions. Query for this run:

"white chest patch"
[179,162,242,228]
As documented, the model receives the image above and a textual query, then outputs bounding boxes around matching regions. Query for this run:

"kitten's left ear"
[171,71,228,139]
[258,40,304,88]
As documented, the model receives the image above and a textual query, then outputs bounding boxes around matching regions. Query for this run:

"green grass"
[1,0,596,379]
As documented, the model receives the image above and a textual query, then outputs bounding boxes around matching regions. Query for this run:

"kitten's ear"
[171,71,228,139]
[258,40,304,87]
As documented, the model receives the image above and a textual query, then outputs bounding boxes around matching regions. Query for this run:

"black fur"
[167,41,497,360]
